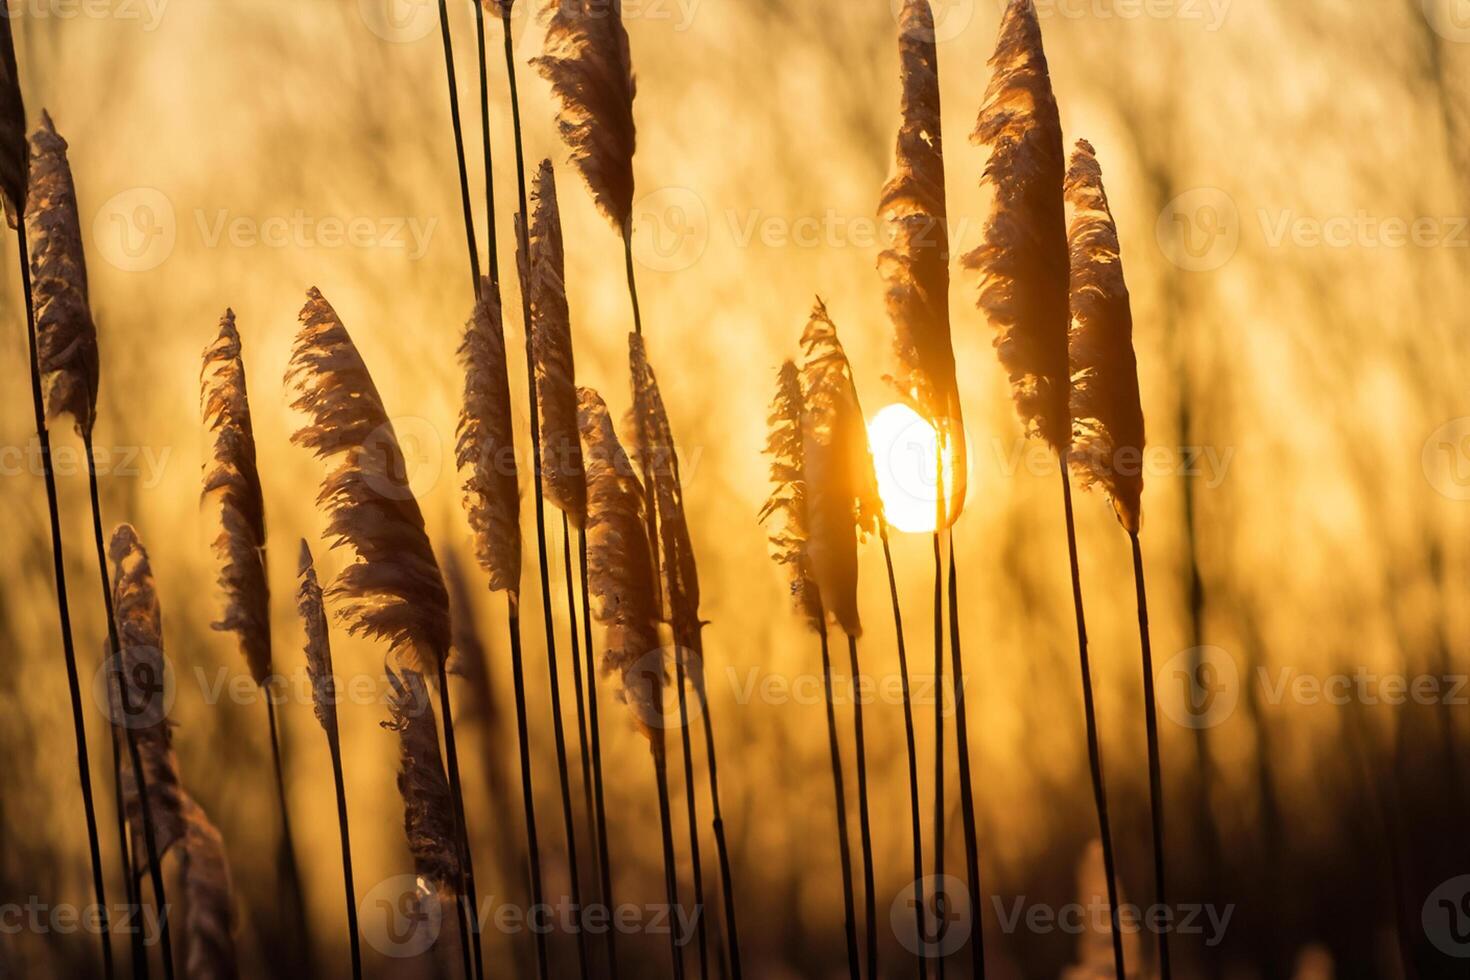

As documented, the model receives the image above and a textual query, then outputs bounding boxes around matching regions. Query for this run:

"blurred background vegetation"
[0,0,1466,976]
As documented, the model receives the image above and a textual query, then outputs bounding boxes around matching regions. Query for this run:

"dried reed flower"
[527,160,587,527]
[286,288,451,669]
[296,540,337,735]
[532,0,638,234]
[456,279,522,596]
[578,386,664,742]
[0,13,26,226]
[383,667,462,891]
[879,0,967,519]
[202,310,271,685]
[25,111,98,438]
[759,361,824,633]
[963,0,1071,453]
[1065,140,1145,533]
[180,798,239,980]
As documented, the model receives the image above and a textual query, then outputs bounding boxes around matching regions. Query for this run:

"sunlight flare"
[867,403,963,535]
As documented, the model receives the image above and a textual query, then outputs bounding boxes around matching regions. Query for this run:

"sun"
[866,403,962,535]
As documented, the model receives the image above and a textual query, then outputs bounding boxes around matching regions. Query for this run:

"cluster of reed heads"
[11,0,1173,977]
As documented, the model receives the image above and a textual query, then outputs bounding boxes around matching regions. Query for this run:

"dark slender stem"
[435,0,481,295]
[1059,466,1125,979]
[653,743,687,980]
[22,252,113,979]
[508,601,551,980]
[879,527,926,980]
[1130,532,1171,980]
[472,0,499,289]
[819,627,861,980]
[81,430,171,980]
[578,534,620,980]
[845,633,877,980]
[674,649,709,980]
[946,536,985,978]
[694,666,741,980]
[501,17,590,976]
[265,694,311,972]
[563,516,600,900]
[622,227,644,337]
[324,716,362,980]
[930,530,945,980]
[434,661,485,980]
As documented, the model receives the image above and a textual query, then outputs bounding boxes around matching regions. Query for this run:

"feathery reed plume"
[385,668,463,890]
[17,103,117,979]
[963,0,1070,454]
[457,279,523,595]
[580,386,685,980]
[298,541,362,980]
[758,364,859,980]
[879,0,965,524]
[27,111,99,439]
[1065,139,1168,978]
[179,799,239,980]
[532,0,637,237]
[630,333,721,978]
[454,276,554,980]
[528,161,588,528]
[286,288,482,973]
[200,310,270,683]
[799,301,879,978]
[969,8,1125,977]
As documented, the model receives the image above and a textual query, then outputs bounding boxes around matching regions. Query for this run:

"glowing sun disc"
[866,403,961,534]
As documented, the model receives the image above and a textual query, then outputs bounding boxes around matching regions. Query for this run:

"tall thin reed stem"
[435,0,480,293]
[578,534,619,979]
[695,660,741,980]
[879,526,926,980]
[819,626,861,980]
[946,536,985,978]
[322,685,362,979]
[653,744,687,980]
[21,245,114,980]
[82,431,171,980]
[264,694,311,971]
[621,227,644,337]
[845,633,877,980]
[1130,531,1171,979]
[930,531,945,980]
[433,660,484,980]
[500,16,590,974]
[508,601,551,980]
[472,0,499,287]
[562,516,599,895]
[1059,466,1125,979]
[674,649,708,979]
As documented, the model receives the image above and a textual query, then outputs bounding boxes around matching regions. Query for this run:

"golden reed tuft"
[1065,139,1146,533]
[759,361,824,634]
[382,668,462,893]
[296,540,337,735]
[25,111,99,438]
[286,288,451,669]
[533,0,638,234]
[179,798,239,980]
[201,310,272,686]
[964,0,1071,454]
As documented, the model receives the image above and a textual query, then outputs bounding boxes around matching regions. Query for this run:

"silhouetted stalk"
[107,729,144,979]
[435,0,481,293]
[879,525,926,980]
[1130,532,1171,979]
[844,632,876,980]
[946,535,985,978]
[930,536,944,980]
[321,679,362,979]
[819,625,861,980]
[22,248,114,980]
[473,0,498,286]
[695,665,741,980]
[1059,467,1125,979]
[562,516,599,889]
[578,534,619,979]
[433,659,484,980]
[653,743,687,980]
[82,431,170,980]
[264,694,311,971]
[674,649,709,979]
[506,601,551,980]
[622,227,644,337]
[500,16,590,974]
